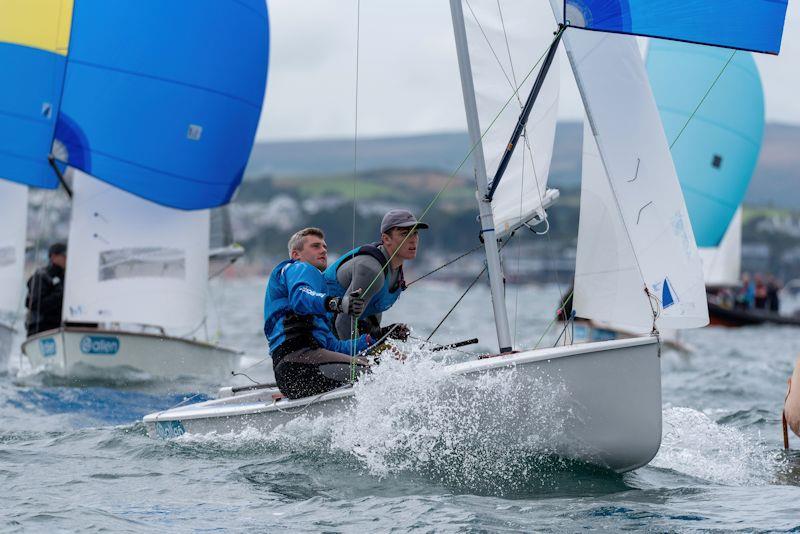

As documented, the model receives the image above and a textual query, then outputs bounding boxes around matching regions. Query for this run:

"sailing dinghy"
[3,1,270,380]
[145,0,787,472]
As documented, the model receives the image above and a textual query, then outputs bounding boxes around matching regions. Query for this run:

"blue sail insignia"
[662,278,675,309]
[564,0,788,55]
[646,40,765,248]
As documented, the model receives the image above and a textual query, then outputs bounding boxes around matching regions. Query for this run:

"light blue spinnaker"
[646,40,764,248]
[564,0,788,55]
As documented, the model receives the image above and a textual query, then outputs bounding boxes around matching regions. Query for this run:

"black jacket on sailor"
[25,263,65,336]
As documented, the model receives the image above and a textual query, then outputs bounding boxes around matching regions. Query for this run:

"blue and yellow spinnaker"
[0,0,72,188]
[0,0,269,209]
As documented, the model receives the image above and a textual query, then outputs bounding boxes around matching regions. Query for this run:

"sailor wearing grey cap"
[323,209,429,342]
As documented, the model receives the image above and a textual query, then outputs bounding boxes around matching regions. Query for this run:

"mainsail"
[460,0,560,237]
[646,41,764,287]
[0,181,27,322]
[63,171,210,332]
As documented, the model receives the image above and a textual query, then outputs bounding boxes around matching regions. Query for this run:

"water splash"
[171,345,574,493]
[326,346,571,492]
[651,407,782,486]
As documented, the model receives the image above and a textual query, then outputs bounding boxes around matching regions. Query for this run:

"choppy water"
[3,278,800,532]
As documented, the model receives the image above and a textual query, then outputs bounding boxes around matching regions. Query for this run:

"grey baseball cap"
[380,209,429,234]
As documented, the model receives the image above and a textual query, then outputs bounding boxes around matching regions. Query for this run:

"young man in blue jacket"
[264,227,374,399]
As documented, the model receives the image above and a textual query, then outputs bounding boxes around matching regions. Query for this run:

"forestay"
[460,0,559,237]
[0,181,28,320]
[63,171,210,332]
[646,41,764,249]
[560,25,708,330]
[563,0,788,55]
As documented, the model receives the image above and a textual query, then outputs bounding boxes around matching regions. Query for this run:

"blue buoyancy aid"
[263,259,370,357]
[322,243,405,317]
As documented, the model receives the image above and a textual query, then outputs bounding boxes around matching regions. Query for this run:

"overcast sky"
[256,0,800,142]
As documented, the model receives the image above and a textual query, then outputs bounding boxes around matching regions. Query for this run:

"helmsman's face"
[292,236,328,270]
[382,227,419,261]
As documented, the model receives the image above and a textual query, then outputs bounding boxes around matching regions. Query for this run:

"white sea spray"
[326,344,571,490]
[651,407,783,486]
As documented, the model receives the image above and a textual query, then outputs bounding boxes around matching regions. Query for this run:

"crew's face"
[292,235,328,270]
[382,227,419,261]
[50,253,66,269]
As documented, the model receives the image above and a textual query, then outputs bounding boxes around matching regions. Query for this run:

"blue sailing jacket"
[263,259,370,357]
[322,244,405,318]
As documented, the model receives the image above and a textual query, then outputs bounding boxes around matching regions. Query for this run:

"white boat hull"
[0,320,14,371]
[22,326,242,381]
[144,336,662,473]
[572,320,692,354]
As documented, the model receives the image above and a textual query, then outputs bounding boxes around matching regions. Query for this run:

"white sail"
[562,27,708,330]
[63,171,210,332]
[700,207,742,287]
[0,180,28,320]
[461,0,559,237]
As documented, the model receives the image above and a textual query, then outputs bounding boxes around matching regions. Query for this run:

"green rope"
[669,49,736,150]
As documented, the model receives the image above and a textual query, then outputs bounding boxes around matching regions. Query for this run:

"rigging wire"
[405,243,483,286]
[426,266,487,342]
[349,0,362,381]
[669,50,737,150]
[426,237,514,342]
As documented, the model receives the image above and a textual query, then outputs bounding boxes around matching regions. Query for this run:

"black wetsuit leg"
[273,347,370,399]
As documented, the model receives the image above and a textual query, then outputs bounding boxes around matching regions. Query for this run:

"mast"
[449,0,512,353]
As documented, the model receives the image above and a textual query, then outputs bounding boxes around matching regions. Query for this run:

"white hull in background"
[144,336,662,473]
[0,320,14,371]
[22,326,241,381]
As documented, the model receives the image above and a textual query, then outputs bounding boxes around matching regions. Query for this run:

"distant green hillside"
[246,122,800,208]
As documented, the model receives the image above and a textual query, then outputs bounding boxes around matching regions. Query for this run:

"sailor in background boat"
[324,209,425,343]
[264,227,376,399]
[25,242,67,337]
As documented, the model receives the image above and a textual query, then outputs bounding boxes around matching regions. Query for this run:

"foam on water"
[651,407,783,486]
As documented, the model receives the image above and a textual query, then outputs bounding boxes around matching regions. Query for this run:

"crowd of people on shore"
[715,273,782,312]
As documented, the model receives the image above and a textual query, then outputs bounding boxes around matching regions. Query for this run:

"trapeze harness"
[323,243,406,320]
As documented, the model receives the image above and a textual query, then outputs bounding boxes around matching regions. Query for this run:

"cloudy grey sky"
[256,0,799,142]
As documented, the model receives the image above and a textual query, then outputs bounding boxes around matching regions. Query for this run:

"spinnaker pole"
[449,0,513,353]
